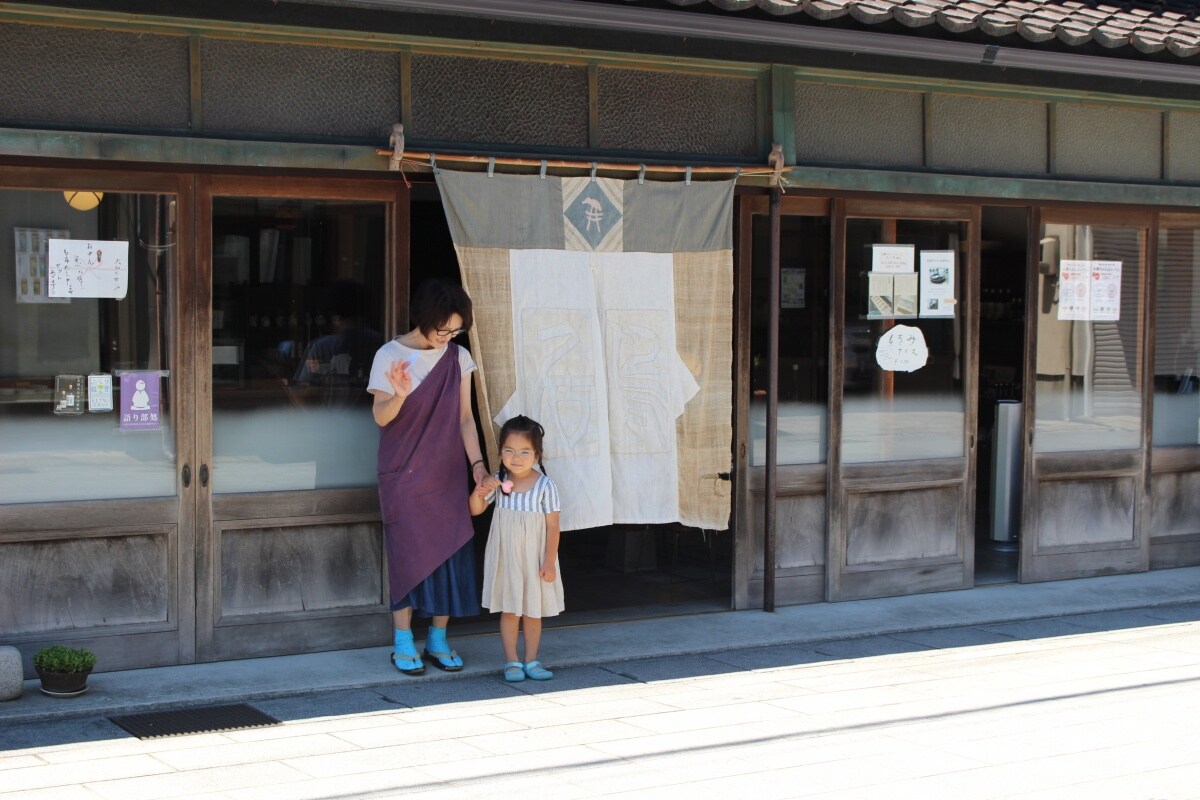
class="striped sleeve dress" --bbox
[480,473,565,618]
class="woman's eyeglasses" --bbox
[434,327,466,338]
[501,448,535,459]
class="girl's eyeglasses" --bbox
[435,327,466,337]
[501,448,535,459]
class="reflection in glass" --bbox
[841,218,966,463]
[749,214,830,465]
[1034,224,1142,452]
[0,189,176,503]
[1154,227,1200,447]
[211,198,386,493]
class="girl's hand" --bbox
[539,561,556,582]
[385,359,412,399]
[474,472,500,495]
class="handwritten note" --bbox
[876,324,929,373]
[48,239,129,299]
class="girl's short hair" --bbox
[410,279,473,337]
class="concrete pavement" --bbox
[2,573,1200,798]
[4,566,1200,724]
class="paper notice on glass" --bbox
[48,239,129,299]
[872,244,916,274]
[1058,260,1091,321]
[876,324,929,372]
[867,272,893,319]
[87,374,113,412]
[14,227,70,304]
[893,273,919,318]
[919,250,956,318]
[1088,260,1122,321]
[781,268,806,309]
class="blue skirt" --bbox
[391,538,479,617]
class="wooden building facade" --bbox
[3,0,1200,673]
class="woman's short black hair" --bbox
[410,278,473,337]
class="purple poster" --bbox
[119,372,162,431]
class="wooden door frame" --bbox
[826,198,981,601]
[194,173,408,661]
[733,192,831,609]
[0,164,197,670]
[1019,207,1154,582]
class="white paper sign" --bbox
[1058,260,1091,321]
[876,324,929,372]
[919,250,956,318]
[872,244,916,274]
[48,239,129,299]
[1088,260,1122,321]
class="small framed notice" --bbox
[53,375,85,415]
[87,374,113,412]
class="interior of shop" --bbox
[975,206,1030,584]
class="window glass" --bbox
[210,197,386,493]
[1034,223,1142,452]
[841,217,966,463]
[749,214,830,465]
[1154,226,1200,447]
[0,188,176,503]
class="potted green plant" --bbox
[32,645,95,697]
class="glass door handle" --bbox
[200,464,209,488]
[182,464,191,488]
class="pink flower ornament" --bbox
[501,480,514,494]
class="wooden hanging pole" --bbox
[376,150,776,177]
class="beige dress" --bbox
[481,473,565,618]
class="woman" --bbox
[367,278,498,675]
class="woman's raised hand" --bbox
[386,358,413,399]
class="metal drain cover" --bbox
[109,703,280,739]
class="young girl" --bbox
[470,415,564,682]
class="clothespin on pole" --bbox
[539,160,548,180]
[487,157,496,178]
[590,163,598,182]
[430,153,439,174]
[685,166,693,186]
[638,164,646,185]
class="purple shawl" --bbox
[377,343,473,602]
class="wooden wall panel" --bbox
[218,522,382,618]
[753,492,825,570]
[1037,478,1135,548]
[846,487,960,566]
[1149,471,1200,538]
[0,530,170,635]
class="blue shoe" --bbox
[523,660,553,681]
[390,629,424,676]
[503,661,525,682]
[423,626,464,672]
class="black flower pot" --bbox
[36,667,91,697]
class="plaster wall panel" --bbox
[202,39,399,139]
[0,23,188,129]
[794,82,923,167]
[411,55,587,148]
[597,68,758,157]
[1055,104,1161,180]
[930,94,1047,174]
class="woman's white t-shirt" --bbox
[367,339,476,396]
